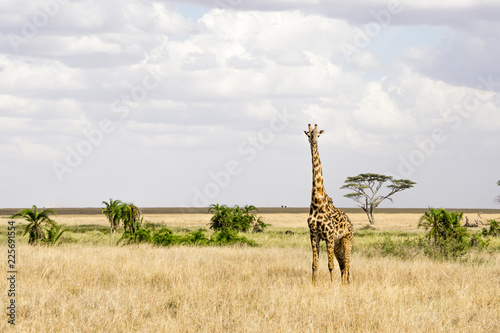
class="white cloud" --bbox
[64,36,122,55]
[0,2,498,208]
[226,55,265,69]
[349,51,383,71]
[12,137,62,161]
[0,55,84,92]
[181,51,218,70]
[354,81,414,130]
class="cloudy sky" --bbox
[1,0,499,209]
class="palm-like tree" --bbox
[208,203,268,232]
[118,203,142,233]
[102,199,123,233]
[10,205,57,244]
[234,205,258,232]
[208,204,232,230]
[243,204,257,215]
[43,223,67,245]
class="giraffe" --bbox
[303,124,353,284]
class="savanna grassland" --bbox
[2,209,500,332]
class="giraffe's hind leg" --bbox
[333,239,345,281]
[335,234,352,284]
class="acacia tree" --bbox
[341,173,416,224]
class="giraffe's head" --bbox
[303,124,324,146]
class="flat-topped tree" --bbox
[341,173,416,224]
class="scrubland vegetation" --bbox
[2,209,500,332]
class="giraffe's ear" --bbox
[319,130,324,135]
[303,130,309,136]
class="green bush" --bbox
[417,208,488,259]
[211,228,257,247]
[152,228,178,246]
[418,208,468,244]
[373,233,489,261]
[208,204,270,232]
[42,223,67,246]
[117,210,152,245]
[119,227,152,245]
[365,208,493,261]
[482,219,500,237]
[178,229,211,246]
[121,227,259,247]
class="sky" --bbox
[1,0,499,209]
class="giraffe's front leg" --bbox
[326,239,335,283]
[310,233,320,285]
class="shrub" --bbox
[208,204,270,232]
[179,229,210,246]
[252,216,270,233]
[208,204,234,231]
[211,228,257,247]
[120,224,259,247]
[119,227,152,245]
[135,228,152,243]
[152,228,178,246]
[418,208,488,259]
[117,210,152,245]
[482,219,500,237]
[418,208,468,244]
[42,223,67,246]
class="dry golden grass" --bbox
[2,244,499,332]
[2,211,500,332]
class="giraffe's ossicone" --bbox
[304,124,353,284]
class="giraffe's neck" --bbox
[310,143,327,206]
